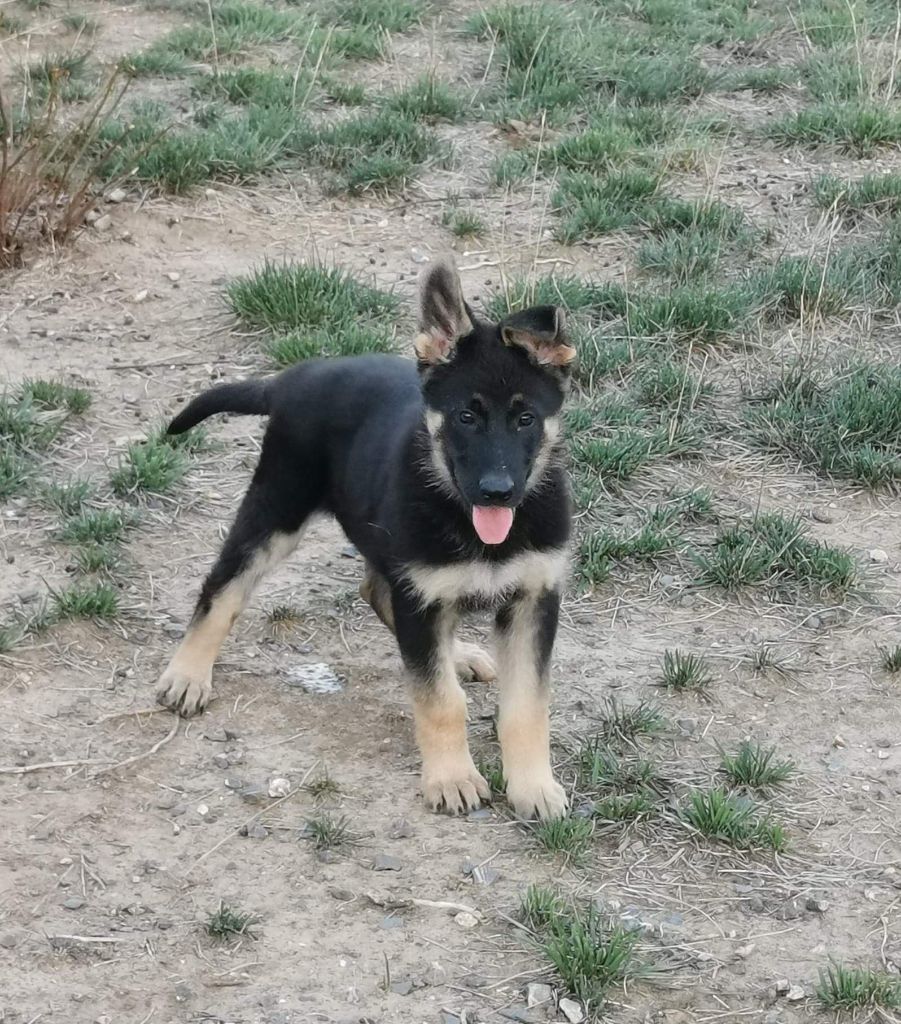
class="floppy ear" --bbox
[414,258,473,365]
[500,305,576,368]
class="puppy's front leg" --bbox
[391,588,489,814]
[495,589,567,820]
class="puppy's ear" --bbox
[414,257,473,365]
[500,305,576,368]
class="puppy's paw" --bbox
[156,666,212,717]
[506,771,567,821]
[422,757,491,815]
[454,640,497,683]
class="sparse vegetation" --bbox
[533,816,595,861]
[302,813,350,850]
[658,649,712,692]
[207,902,257,941]
[52,581,119,621]
[720,742,797,789]
[816,963,901,1010]
[682,787,787,850]
[878,645,901,673]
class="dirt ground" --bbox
[2,2,901,1023]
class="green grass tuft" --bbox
[682,788,787,850]
[41,478,95,515]
[769,103,901,157]
[695,511,858,594]
[878,644,901,673]
[747,364,901,488]
[60,508,130,545]
[0,395,67,451]
[533,817,594,860]
[22,50,93,101]
[597,697,665,745]
[52,582,119,621]
[554,169,662,243]
[268,324,394,365]
[207,902,257,941]
[720,741,796,789]
[227,261,398,336]
[111,435,187,496]
[816,963,901,1010]
[121,48,189,77]
[633,360,712,408]
[574,738,656,795]
[813,172,901,219]
[192,67,307,109]
[0,447,30,500]
[520,883,564,931]
[72,543,121,574]
[327,0,421,32]
[385,74,463,121]
[443,208,486,238]
[19,379,91,414]
[302,812,351,849]
[658,649,712,692]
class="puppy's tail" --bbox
[167,380,269,435]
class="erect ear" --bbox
[500,305,576,368]
[414,257,473,365]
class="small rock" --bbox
[0,932,21,949]
[454,911,479,929]
[173,982,193,1003]
[268,776,291,798]
[63,896,85,910]
[212,753,230,769]
[467,807,493,821]
[833,734,847,749]
[381,915,404,929]
[164,271,180,282]
[373,853,403,872]
[389,818,413,839]
[122,312,135,325]
[410,248,430,264]
[239,783,268,804]
[340,544,359,558]
[526,982,553,1007]
[131,289,149,304]
[93,213,112,231]
[869,548,889,563]
[774,978,791,995]
[498,1007,540,1024]
[284,663,344,694]
[155,793,179,810]
[676,717,698,736]
[787,985,805,1002]
[107,188,127,203]
[245,824,268,840]
[84,209,101,224]
[196,803,210,817]
[204,727,229,743]
[805,897,828,913]
[735,943,756,958]
[389,978,414,995]
[224,776,245,790]
[559,997,585,1023]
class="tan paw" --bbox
[454,640,497,683]
[156,666,212,717]
[506,771,567,821]
[421,757,491,815]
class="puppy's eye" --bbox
[459,410,476,425]
[518,412,535,428]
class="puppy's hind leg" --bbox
[157,446,321,716]
[361,564,495,682]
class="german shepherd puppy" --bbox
[157,258,575,820]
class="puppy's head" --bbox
[414,258,575,546]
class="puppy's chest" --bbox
[403,547,568,606]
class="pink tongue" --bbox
[472,506,514,545]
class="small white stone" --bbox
[196,803,209,816]
[526,982,553,1007]
[787,985,805,1002]
[132,289,149,304]
[107,188,127,203]
[268,777,291,798]
[559,997,585,1023]
[93,213,113,231]
[165,271,181,282]
[454,911,479,929]
[735,943,756,958]
[832,734,847,748]
[869,548,889,563]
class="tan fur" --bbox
[414,330,454,366]
[525,415,562,493]
[501,308,576,367]
[411,609,489,813]
[495,595,567,819]
[157,529,303,715]
[404,547,568,607]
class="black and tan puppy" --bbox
[157,258,575,820]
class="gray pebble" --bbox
[389,978,414,995]
[373,853,403,872]
[239,784,268,804]
[203,727,229,743]
[0,932,21,949]
[381,915,404,930]
[63,896,85,910]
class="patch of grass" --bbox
[0,11,27,35]
[572,422,698,487]
[207,902,257,941]
[111,435,187,496]
[120,46,189,77]
[72,542,121,574]
[594,792,655,821]
[720,741,797,790]
[633,361,712,408]
[813,172,901,218]
[305,769,341,800]
[385,75,464,121]
[267,603,302,629]
[544,905,640,1010]
[659,649,712,692]
[0,621,26,653]
[302,813,351,850]
[22,51,93,102]
[327,0,421,32]
[769,103,901,157]
[41,478,95,515]
[752,254,862,320]
[306,109,443,193]
[682,788,787,851]
[627,284,753,341]
[209,0,304,43]
[268,324,394,365]
[533,817,595,861]
[0,447,30,500]
[696,511,858,593]
[746,364,901,489]
[0,396,66,451]
[878,644,901,673]
[596,696,665,744]
[227,260,398,336]
[321,77,367,105]
[477,760,506,794]
[62,13,99,34]
[486,274,628,320]
[19,379,91,414]
[727,65,794,93]
[60,508,129,545]
[192,67,305,109]
[554,169,662,243]
[52,581,119,621]
[520,884,564,931]
[816,963,901,1010]
[574,738,656,794]
[443,208,485,238]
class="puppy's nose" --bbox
[478,472,514,504]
